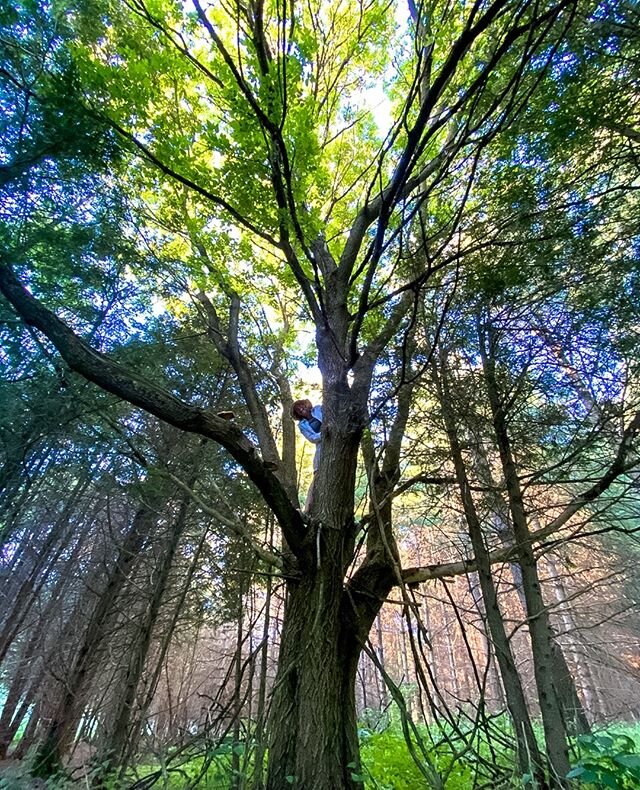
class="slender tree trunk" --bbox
[0,524,88,758]
[0,506,87,666]
[93,465,201,782]
[546,556,591,733]
[252,520,273,790]
[471,444,589,733]
[129,522,211,757]
[32,487,167,777]
[231,578,246,790]
[0,632,45,759]
[467,572,506,711]
[479,322,571,786]
[437,367,545,781]
[12,701,41,759]
[374,614,388,708]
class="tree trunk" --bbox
[437,368,545,781]
[31,487,166,777]
[267,573,364,790]
[374,614,388,708]
[0,477,88,665]
[231,578,246,790]
[12,701,41,759]
[93,466,201,782]
[478,322,571,786]
[546,557,591,734]
[467,572,506,710]
[471,443,589,734]
[252,519,273,790]
[265,330,382,789]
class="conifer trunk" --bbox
[479,323,571,786]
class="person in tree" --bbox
[291,398,323,511]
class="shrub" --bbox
[567,732,640,789]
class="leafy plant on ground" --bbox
[567,732,640,789]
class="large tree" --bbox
[2,0,640,787]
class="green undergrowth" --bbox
[3,721,640,788]
[118,721,640,789]
[359,728,474,789]
[566,729,640,789]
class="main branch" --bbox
[0,263,305,554]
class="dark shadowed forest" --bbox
[1,0,640,788]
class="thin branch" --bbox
[163,469,283,569]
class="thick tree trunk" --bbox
[266,348,380,788]
[268,319,376,787]
[267,573,363,790]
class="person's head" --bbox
[291,399,313,420]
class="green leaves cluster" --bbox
[567,732,640,789]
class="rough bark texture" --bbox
[267,576,361,790]
[472,443,591,736]
[266,324,397,788]
[32,488,166,776]
[93,482,197,783]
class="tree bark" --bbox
[93,476,199,783]
[471,443,590,734]
[31,484,167,777]
[267,574,365,790]
[252,518,274,790]
[266,324,395,789]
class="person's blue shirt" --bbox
[298,405,323,470]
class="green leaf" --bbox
[567,764,601,782]
[613,753,640,769]
[598,769,623,789]
[613,735,637,753]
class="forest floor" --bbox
[0,758,48,788]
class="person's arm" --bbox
[298,419,321,444]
